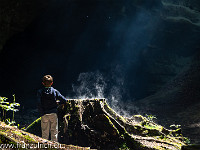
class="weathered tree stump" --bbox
[26,99,187,150]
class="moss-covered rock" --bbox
[0,121,89,149]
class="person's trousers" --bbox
[41,113,58,142]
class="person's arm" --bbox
[55,90,67,104]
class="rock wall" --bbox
[162,0,200,11]
[135,52,200,144]
[0,0,49,52]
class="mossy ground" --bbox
[0,121,90,150]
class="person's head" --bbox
[42,75,53,87]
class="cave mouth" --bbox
[0,0,200,132]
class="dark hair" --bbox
[42,75,53,86]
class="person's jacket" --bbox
[37,87,67,116]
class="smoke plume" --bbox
[72,68,139,117]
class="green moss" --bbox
[23,134,35,143]
[119,142,130,150]
[144,124,162,131]
[11,130,22,136]
[0,131,20,144]
[133,115,147,122]
[105,115,120,135]
[0,134,17,146]
[104,101,117,117]
[144,124,156,130]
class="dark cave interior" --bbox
[0,0,200,144]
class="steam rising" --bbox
[70,9,157,116]
[72,69,138,117]
[72,71,106,99]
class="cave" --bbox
[0,0,200,148]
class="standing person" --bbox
[37,75,67,142]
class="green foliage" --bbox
[170,124,181,129]
[159,135,167,140]
[0,94,20,126]
[119,142,130,150]
[145,114,157,122]
[25,117,41,137]
[5,118,16,126]
[183,137,191,145]
[144,124,158,130]
[141,114,158,129]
